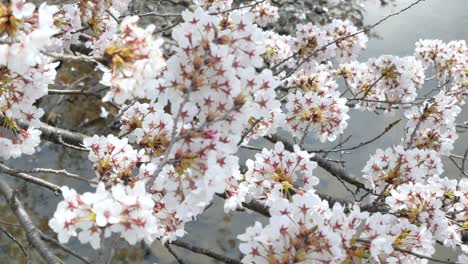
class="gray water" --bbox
[0,0,467,263]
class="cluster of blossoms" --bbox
[324,19,369,63]
[193,0,233,12]
[285,62,349,143]
[0,0,59,159]
[415,39,467,80]
[118,102,175,160]
[262,30,294,69]
[225,142,318,210]
[415,39,467,104]
[51,4,284,246]
[287,62,337,97]
[239,108,286,143]
[404,92,461,155]
[0,0,459,262]
[292,18,367,68]
[360,83,467,253]
[266,19,368,142]
[49,182,159,249]
[362,145,443,193]
[83,134,148,184]
[385,178,467,247]
[79,0,132,55]
[249,0,279,27]
[339,55,425,110]
[53,3,81,49]
[100,16,166,104]
[285,90,349,142]
[239,191,436,263]
[292,22,337,64]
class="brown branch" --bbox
[45,52,107,65]
[0,163,62,193]
[170,240,241,264]
[216,193,270,217]
[0,226,28,256]
[393,247,455,264]
[165,243,186,264]
[17,168,97,184]
[39,232,94,264]
[48,89,101,97]
[0,116,87,151]
[17,119,86,148]
[0,179,62,264]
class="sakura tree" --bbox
[0,0,466,263]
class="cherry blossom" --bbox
[293,22,336,64]
[404,92,461,155]
[262,30,295,69]
[239,192,437,263]
[385,181,456,243]
[193,0,233,12]
[238,192,346,264]
[285,90,349,142]
[100,16,166,104]
[49,182,160,248]
[83,134,149,184]
[362,146,445,193]
[249,0,279,27]
[415,39,467,79]
[339,55,424,110]
[239,108,286,144]
[53,4,82,49]
[229,142,318,207]
[325,19,368,63]
[0,0,59,159]
[286,62,337,97]
[80,0,132,55]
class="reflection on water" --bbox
[0,0,467,263]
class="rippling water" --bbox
[0,0,467,263]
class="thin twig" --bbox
[0,226,28,256]
[310,119,401,153]
[170,240,241,264]
[0,180,62,264]
[39,232,94,264]
[165,243,186,264]
[0,163,62,193]
[57,135,88,151]
[18,168,97,184]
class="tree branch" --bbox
[165,243,186,264]
[39,232,94,264]
[18,168,97,184]
[0,179,62,264]
[308,119,401,153]
[0,226,28,257]
[8,118,88,149]
[0,163,62,193]
[170,240,241,264]
[216,193,270,217]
